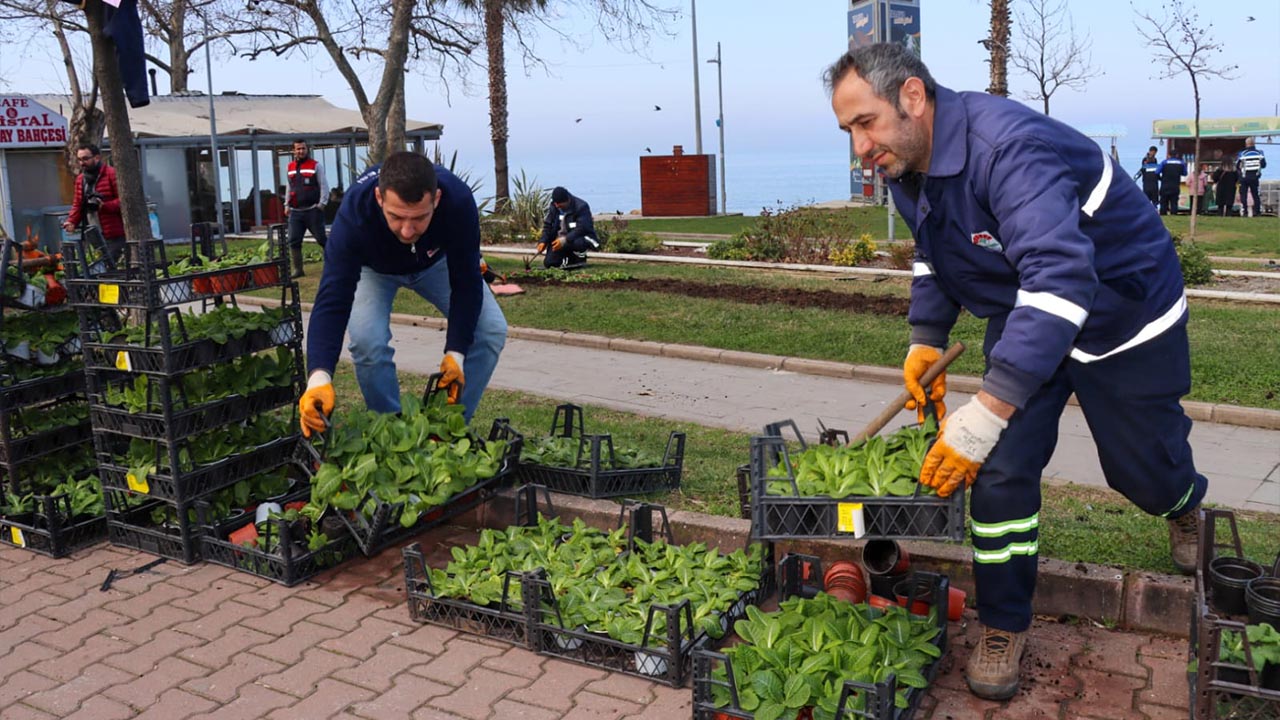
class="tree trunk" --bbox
[168,2,189,93]
[66,103,107,175]
[485,0,510,213]
[386,71,406,156]
[987,0,1011,97]
[85,0,150,243]
[360,0,413,165]
[1189,77,1201,241]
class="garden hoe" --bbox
[848,341,966,445]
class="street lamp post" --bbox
[706,42,725,215]
[690,0,703,155]
[200,9,222,231]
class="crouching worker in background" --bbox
[537,186,599,269]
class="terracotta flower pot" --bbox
[863,539,910,576]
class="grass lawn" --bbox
[627,207,1279,259]
[326,365,1280,576]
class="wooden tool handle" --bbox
[849,342,966,445]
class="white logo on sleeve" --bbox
[971,231,1004,253]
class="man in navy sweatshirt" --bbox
[299,152,507,432]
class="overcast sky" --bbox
[3,1,1277,178]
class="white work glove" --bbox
[919,397,1008,497]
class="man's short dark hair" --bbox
[551,186,570,204]
[379,152,437,203]
[77,144,100,156]
[1148,146,1158,153]
[823,43,937,111]
[292,139,307,147]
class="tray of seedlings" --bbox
[748,417,965,541]
[1189,508,1280,719]
[1,445,105,558]
[403,485,773,686]
[692,553,950,720]
[512,403,684,498]
[305,377,521,557]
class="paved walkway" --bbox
[1,525,1194,719]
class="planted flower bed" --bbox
[749,419,965,541]
[512,403,685,498]
[693,554,950,720]
[403,489,772,687]
[1189,508,1280,718]
[306,390,519,556]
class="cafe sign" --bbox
[0,96,68,149]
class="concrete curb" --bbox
[473,489,1194,638]
[238,294,1280,432]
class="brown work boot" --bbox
[966,624,1027,700]
[1168,505,1200,575]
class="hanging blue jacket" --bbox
[891,86,1187,409]
[306,163,484,375]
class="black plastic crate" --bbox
[0,417,92,467]
[66,258,289,310]
[511,404,685,499]
[1189,509,1280,718]
[88,382,296,441]
[0,366,86,410]
[103,488,203,565]
[692,554,950,720]
[96,435,300,503]
[748,433,966,542]
[81,309,301,376]
[200,514,361,587]
[0,491,106,558]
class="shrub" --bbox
[707,231,785,261]
[1172,233,1214,286]
[828,233,878,266]
[887,240,914,270]
[605,229,662,254]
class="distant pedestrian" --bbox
[1157,150,1186,216]
[1134,146,1160,207]
[62,144,125,267]
[286,139,329,276]
[1212,160,1239,216]
[537,186,600,269]
[1236,137,1267,217]
[1187,164,1211,215]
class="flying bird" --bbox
[1246,15,1255,21]
[645,147,652,153]
[653,105,662,111]
[575,118,582,123]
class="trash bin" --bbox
[41,205,74,253]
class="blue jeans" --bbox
[347,260,507,421]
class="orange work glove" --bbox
[919,397,1008,497]
[439,353,465,405]
[551,235,567,252]
[299,381,335,438]
[535,242,546,254]
[903,344,947,423]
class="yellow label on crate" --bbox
[126,473,150,494]
[99,284,120,304]
[9,526,25,547]
[836,502,866,537]
[115,351,132,371]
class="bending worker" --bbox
[537,186,599,269]
[298,152,507,433]
[825,44,1207,701]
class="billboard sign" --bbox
[0,96,69,149]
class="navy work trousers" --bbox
[969,317,1208,633]
[288,206,328,249]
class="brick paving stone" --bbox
[1136,702,1191,719]
[409,638,508,687]
[481,647,547,680]
[60,695,136,720]
[429,667,533,720]
[1072,628,1149,678]
[28,633,135,682]
[318,614,407,660]
[174,598,271,641]
[31,608,126,652]
[371,604,422,629]
[179,624,276,669]
[102,628,205,676]
[100,577,196,620]
[618,684,692,720]
[348,671,451,719]
[264,678,376,720]
[1140,635,1187,661]
[182,652,285,704]
[232,579,301,614]
[169,578,261,615]
[560,690,644,720]
[129,687,219,720]
[925,685,1005,718]
[1135,651,1190,708]
[102,656,210,708]
[505,658,609,712]
[1064,668,1146,719]
[185,683,296,720]
[0,567,65,605]
[489,699,564,719]
[579,671,656,706]
[0,703,58,720]
[42,569,120,601]
[21,662,134,718]
[412,706,469,720]
[240,597,333,635]
[309,594,386,631]
[0,640,60,678]
[43,546,131,580]
[163,562,240,594]
[386,622,463,655]
[0,590,63,630]
[332,641,438,692]
[31,588,101,625]
[258,647,361,698]
[248,620,345,665]
[107,603,201,644]
[0,671,60,710]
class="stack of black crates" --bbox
[62,223,304,565]
[0,235,102,557]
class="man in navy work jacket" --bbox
[825,44,1207,701]
[1157,149,1187,216]
[298,152,508,434]
[537,186,599,269]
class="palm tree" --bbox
[480,0,547,214]
[986,0,1011,97]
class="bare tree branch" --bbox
[1010,0,1101,114]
